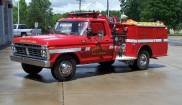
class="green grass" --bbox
[168,34,182,36]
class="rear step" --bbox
[116,56,136,61]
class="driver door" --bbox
[79,21,113,63]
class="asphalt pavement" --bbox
[0,37,182,105]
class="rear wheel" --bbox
[51,55,76,82]
[22,63,43,75]
[129,50,150,70]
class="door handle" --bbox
[95,42,100,44]
[143,33,147,37]
[81,40,86,43]
[106,39,109,41]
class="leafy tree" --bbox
[120,0,144,21]
[27,0,53,33]
[52,14,62,25]
[120,0,127,13]
[61,13,68,18]
[100,10,121,19]
[140,0,182,30]
[120,0,182,30]
[19,0,28,24]
[13,6,18,24]
[13,0,28,24]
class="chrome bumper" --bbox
[10,55,50,68]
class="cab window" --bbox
[18,25,27,29]
[55,21,89,36]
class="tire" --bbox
[99,60,115,66]
[51,55,76,82]
[22,63,43,75]
[129,50,150,70]
[21,32,27,37]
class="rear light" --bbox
[165,27,168,30]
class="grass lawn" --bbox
[168,34,182,36]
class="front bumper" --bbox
[10,55,50,68]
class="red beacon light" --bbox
[67,12,99,18]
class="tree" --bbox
[13,0,28,24]
[13,6,18,24]
[27,0,53,33]
[140,0,182,30]
[120,0,182,30]
[120,0,127,13]
[52,14,62,25]
[120,0,144,21]
[100,10,121,19]
[19,0,28,24]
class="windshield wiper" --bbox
[58,32,69,35]
[69,32,79,35]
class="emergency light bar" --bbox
[67,12,99,18]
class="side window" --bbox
[18,25,27,29]
[90,22,106,36]
[13,25,17,29]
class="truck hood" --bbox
[13,34,82,47]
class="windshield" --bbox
[55,21,89,35]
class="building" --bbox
[0,0,13,47]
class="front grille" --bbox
[16,47,26,55]
[14,43,47,60]
[28,48,42,57]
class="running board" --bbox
[116,56,136,61]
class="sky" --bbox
[14,0,121,14]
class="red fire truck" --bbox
[10,12,168,82]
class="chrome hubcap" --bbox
[140,54,147,66]
[59,61,72,76]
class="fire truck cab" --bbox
[10,12,168,82]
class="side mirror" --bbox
[87,27,93,36]
[98,30,104,41]
[47,26,51,29]
[47,26,55,34]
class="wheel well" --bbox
[139,45,152,57]
[56,53,80,65]
[21,32,27,35]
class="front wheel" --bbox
[129,50,150,70]
[21,32,27,37]
[22,63,43,75]
[51,55,76,82]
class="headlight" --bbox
[11,44,17,53]
[41,50,47,57]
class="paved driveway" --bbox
[0,43,182,105]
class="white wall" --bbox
[0,0,13,46]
